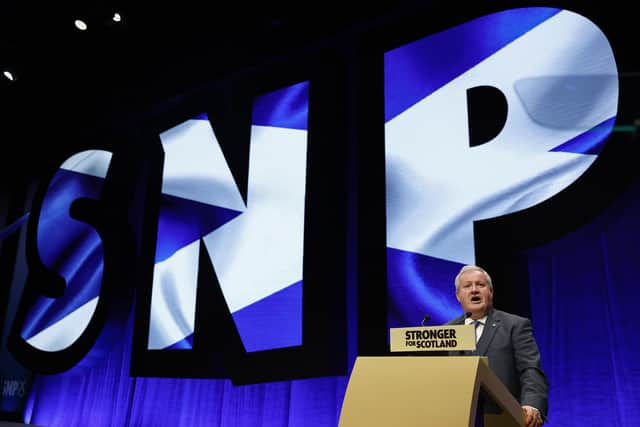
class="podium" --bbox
[339,356,524,427]
[339,323,526,427]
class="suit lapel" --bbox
[476,310,500,356]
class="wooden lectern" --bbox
[339,325,525,427]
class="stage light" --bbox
[74,19,88,31]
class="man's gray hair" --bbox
[454,265,493,291]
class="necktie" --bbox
[473,320,483,343]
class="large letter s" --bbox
[9,149,136,372]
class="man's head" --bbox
[455,265,493,319]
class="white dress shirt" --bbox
[465,314,487,342]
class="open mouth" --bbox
[471,296,482,303]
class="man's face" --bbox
[456,270,493,319]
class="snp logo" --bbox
[8,7,617,378]
[2,378,27,398]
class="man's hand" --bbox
[522,405,543,427]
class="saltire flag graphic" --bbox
[148,81,309,352]
[384,8,618,327]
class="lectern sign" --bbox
[389,325,476,352]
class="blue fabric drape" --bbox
[528,180,640,426]
[24,311,348,426]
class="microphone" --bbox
[464,312,473,319]
[421,314,431,326]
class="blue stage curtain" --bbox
[528,180,640,427]
[27,371,348,427]
[24,316,137,426]
[23,310,348,427]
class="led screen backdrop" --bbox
[384,7,618,327]
[126,65,349,382]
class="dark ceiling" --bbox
[2,2,637,114]
[0,2,412,181]
[0,3,408,115]
[1,2,638,183]
[2,2,635,115]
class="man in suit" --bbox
[447,265,548,427]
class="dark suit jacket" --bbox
[447,308,549,419]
